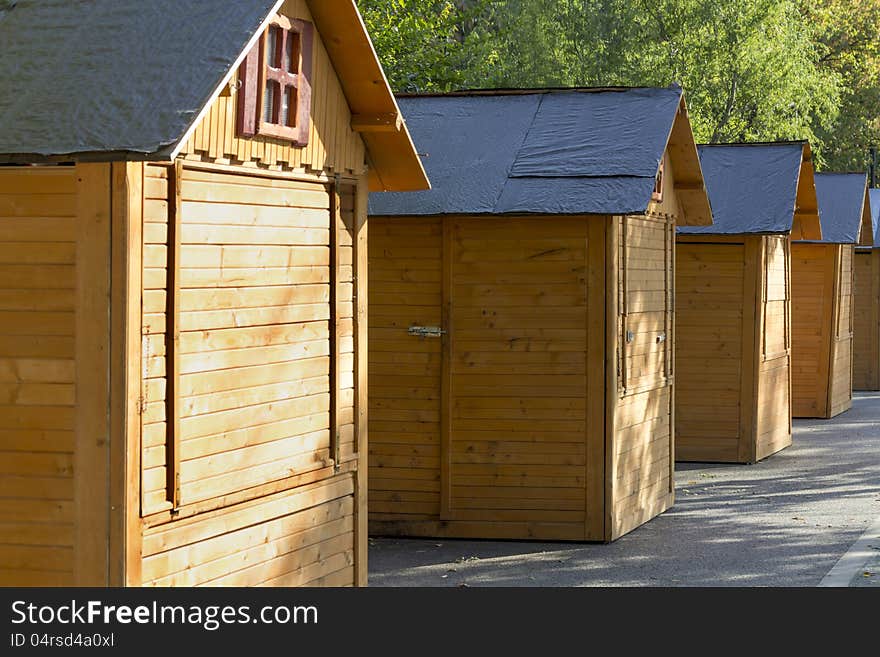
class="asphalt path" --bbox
[369,392,880,586]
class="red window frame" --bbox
[237,16,313,145]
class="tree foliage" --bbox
[357,0,879,171]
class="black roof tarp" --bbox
[813,173,868,244]
[368,86,684,217]
[677,143,804,235]
[0,0,279,159]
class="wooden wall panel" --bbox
[178,0,366,179]
[174,168,333,507]
[141,165,172,515]
[141,473,355,586]
[853,250,880,390]
[613,212,674,539]
[368,218,443,521]
[0,167,77,586]
[141,163,365,587]
[755,235,792,461]
[791,243,835,418]
[448,217,589,531]
[674,241,745,462]
[829,245,853,417]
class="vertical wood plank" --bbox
[874,251,880,389]
[166,161,183,508]
[330,182,341,467]
[826,245,843,416]
[353,175,369,587]
[74,163,112,586]
[619,215,628,393]
[108,162,144,587]
[666,214,675,492]
[585,218,606,541]
[739,236,760,463]
[439,217,453,519]
[604,215,620,542]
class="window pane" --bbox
[286,33,300,74]
[281,86,297,127]
[267,26,280,68]
[263,82,276,123]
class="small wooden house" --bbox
[0,0,428,587]
[791,173,872,418]
[676,143,820,463]
[853,188,880,390]
[368,87,713,542]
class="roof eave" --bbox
[307,0,429,192]
[666,95,713,226]
[791,144,822,241]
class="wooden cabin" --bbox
[676,143,820,463]
[791,173,872,418]
[368,87,713,542]
[853,188,880,390]
[0,0,428,587]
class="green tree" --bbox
[360,0,875,167]
[804,0,880,173]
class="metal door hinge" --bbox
[408,325,446,338]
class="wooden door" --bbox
[446,216,599,537]
[369,215,604,540]
[675,241,746,462]
[368,218,444,521]
[791,243,835,417]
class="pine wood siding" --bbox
[368,216,604,541]
[612,212,674,539]
[178,0,366,180]
[792,243,852,418]
[829,246,854,417]
[368,218,443,521]
[755,236,792,461]
[142,164,171,514]
[675,241,745,461]
[140,162,365,586]
[0,167,76,586]
[449,217,591,531]
[853,249,880,390]
[675,234,791,464]
[141,474,355,586]
[368,157,683,542]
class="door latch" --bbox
[408,325,446,338]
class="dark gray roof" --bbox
[814,173,868,244]
[369,86,684,216]
[0,0,280,159]
[868,188,880,245]
[678,143,804,235]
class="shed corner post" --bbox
[603,215,620,542]
[740,236,762,464]
[585,217,607,541]
[73,162,113,586]
[108,162,144,587]
[354,174,369,587]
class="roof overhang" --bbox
[857,183,874,247]
[307,0,429,192]
[791,143,822,240]
[665,96,712,226]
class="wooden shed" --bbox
[0,0,428,587]
[791,173,872,418]
[368,87,713,542]
[853,188,880,390]
[675,142,820,463]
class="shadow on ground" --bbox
[369,393,880,587]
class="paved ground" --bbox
[369,392,880,587]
